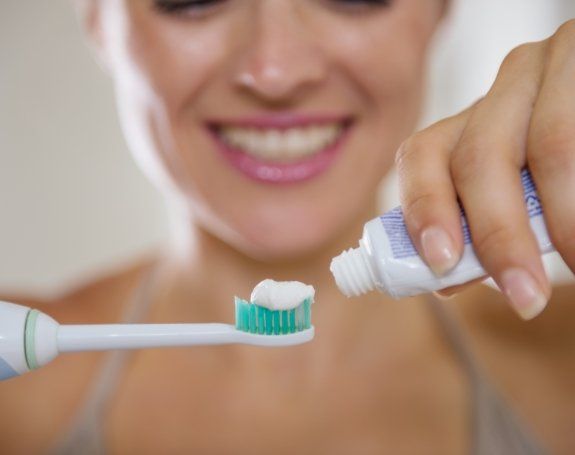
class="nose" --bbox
[232,1,328,103]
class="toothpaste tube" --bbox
[330,169,555,298]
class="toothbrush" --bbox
[0,297,314,381]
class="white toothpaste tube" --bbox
[330,169,555,298]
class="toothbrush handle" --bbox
[57,323,240,352]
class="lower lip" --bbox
[209,126,350,184]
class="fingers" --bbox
[396,109,471,276]
[399,29,575,321]
[451,42,551,320]
[528,21,575,275]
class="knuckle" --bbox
[500,43,536,70]
[472,224,518,261]
[395,122,450,171]
[529,121,575,170]
[450,134,492,187]
[546,20,575,60]
[552,19,575,44]
[395,134,426,171]
[401,192,439,232]
[402,191,432,217]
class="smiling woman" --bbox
[1,0,575,454]
[90,0,437,264]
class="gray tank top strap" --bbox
[425,293,547,455]
[49,264,159,455]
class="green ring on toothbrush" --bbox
[24,309,41,370]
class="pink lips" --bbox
[207,115,351,184]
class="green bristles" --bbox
[235,297,312,335]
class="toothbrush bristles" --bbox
[234,298,312,335]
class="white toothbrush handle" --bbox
[59,323,239,351]
[58,323,314,351]
[0,300,315,381]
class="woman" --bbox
[1,0,574,453]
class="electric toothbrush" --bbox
[0,291,314,381]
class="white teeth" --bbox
[218,123,343,161]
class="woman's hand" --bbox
[396,19,575,320]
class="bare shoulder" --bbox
[35,257,154,323]
[447,280,575,357]
[0,257,154,453]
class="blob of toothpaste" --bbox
[250,279,315,310]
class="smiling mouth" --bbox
[207,116,352,184]
[214,122,347,163]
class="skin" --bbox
[1,1,575,453]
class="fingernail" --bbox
[421,226,458,276]
[500,268,548,320]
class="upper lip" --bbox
[207,113,353,130]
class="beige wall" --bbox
[0,1,573,295]
[0,1,167,295]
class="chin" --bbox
[240,236,331,264]
[227,210,354,264]
[250,237,327,263]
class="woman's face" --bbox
[92,0,442,261]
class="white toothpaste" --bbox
[331,168,556,298]
[251,279,315,310]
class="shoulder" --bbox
[449,280,575,343]
[1,256,155,323]
[0,256,155,453]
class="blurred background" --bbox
[0,0,574,296]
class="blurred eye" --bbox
[154,0,226,15]
[329,0,392,11]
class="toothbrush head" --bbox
[234,297,312,336]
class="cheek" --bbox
[326,5,435,124]
[110,7,234,191]
[122,14,227,119]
